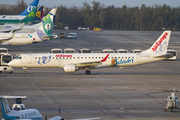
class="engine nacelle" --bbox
[63,65,78,72]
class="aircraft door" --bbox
[136,54,141,63]
[27,54,32,64]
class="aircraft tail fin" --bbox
[23,7,37,21]
[36,8,57,40]
[18,0,39,15]
[0,98,11,118]
[141,31,171,55]
[35,6,45,21]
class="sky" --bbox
[0,0,180,8]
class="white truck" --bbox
[0,54,13,74]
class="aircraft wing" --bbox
[0,32,16,43]
[0,23,24,33]
[48,116,63,120]
[69,117,101,120]
[72,54,109,68]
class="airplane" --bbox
[164,87,180,112]
[0,96,63,120]
[0,5,44,25]
[8,31,173,74]
[0,8,57,46]
[0,96,100,120]
[0,0,39,23]
[0,6,45,33]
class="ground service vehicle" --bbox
[67,33,77,39]
[79,48,92,53]
[131,49,143,53]
[102,49,114,53]
[64,48,75,53]
[166,49,177,60]
[0,53,13,73]
[60,32,66,39]
[0,48,8,54]
[93,27,102,31]
[116,49,128,53]
[50,48,62,53]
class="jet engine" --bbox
[63,65,78,72]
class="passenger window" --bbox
[73,57,75,59]
[92,57,94,59]
[78,57,79,59]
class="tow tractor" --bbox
[0,53,13,74]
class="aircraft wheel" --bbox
[86,70,91,75]
[164,109,166,112]
[24,71,27,74]
[9,71,13,74]
[0,71,2,74]
[171,109,173,112]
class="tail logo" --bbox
[27,6,36,12]
[152,32,168,52]
[45,23,51,30]
[155,42,167,53]
[36,11,41,18]
[28,12,35,17]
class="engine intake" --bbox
[63,65,78,72]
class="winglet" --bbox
[9,32,16,39]
[101,54,109,62]
[19,23,24,30]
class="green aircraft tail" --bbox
[23,7,37,21]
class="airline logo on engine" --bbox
[55,54,72,57]
[152,32,168,52]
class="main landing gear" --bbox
[86,70,91,75]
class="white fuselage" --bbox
[0,15,25,20]
[0,23,42,33]
[0,32,42,45]
[7,109,43,120]
[8,53,164,69]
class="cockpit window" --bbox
[21,107,26,110]
[14,107,20,111]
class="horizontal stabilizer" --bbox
[154,53,174,59]
[0,96,26,99]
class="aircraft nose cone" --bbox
[8,61,14,66]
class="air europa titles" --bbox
[152,32,168,51]
[55,54,72,57]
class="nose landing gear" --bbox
[86,70,91,75]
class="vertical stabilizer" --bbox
[35,6,45,21]
[23,7,37,21]
[18,0,39,15]
[141,31,171,55]
[37,8,57,34]
[0,98,10,118]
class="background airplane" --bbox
[0,96,62,120]
[0,96,100,120]
[0,6,45,33]
[0,5,45,25]
[8,31,172,74]
[0,0,39,23]
[0,8,57,46]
